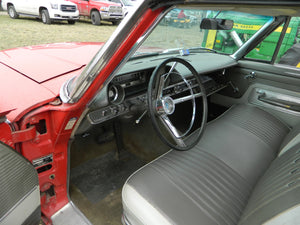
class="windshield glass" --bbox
[122,0,134,6]
[134,9,272,58]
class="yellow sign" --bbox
[233,23,291,33]
[205,30,217,49]
[233,23,262,31]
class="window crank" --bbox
[244,71,257,80]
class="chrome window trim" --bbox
[60,76,75,103]
[62,1,171,104]
[86,6,174,108]
[274,64,300,78]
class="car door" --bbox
[13,0,32,14]
[0,141,41,225]
[28,0,40,15]
[78,0,89,16]
[210,16,300,128]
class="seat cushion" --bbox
[122,104,289,225]
[123,150,251,225]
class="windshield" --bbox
[134,9,273,58]
[122,0,134,6]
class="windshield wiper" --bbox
[130,49,182,60]
[130,46,218,60]
[162,47,218,55]
[188,47,218,53]
[161,48,183,54]
[130,52,159,60]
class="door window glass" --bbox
[276,17,300,67]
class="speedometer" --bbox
[108,85,125,104]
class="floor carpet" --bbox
[70,150,145,204]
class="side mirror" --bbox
[200,18,234,30]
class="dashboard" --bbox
[75,53,238,134]
[88,70,151,124]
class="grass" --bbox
[0,12,116,51]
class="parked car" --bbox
[109,0,136,16]
[1,0,79,24]
[1,1,300,225]
[67,0,123,25]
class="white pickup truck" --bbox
[1,0,79,24]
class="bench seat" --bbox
[122,104,299,225]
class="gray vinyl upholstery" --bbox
[279,122,300,156]
[123,149,252,225]
[239,143,300,225]
[196,104,289,187]
[122,104,300,225]
[0,142,40,225]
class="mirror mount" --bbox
[200,18,234,30]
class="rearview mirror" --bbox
[200,18,234,30]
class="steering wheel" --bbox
[147,57,208,151]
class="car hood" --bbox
[0,42,103,121]
[90,0,121,7]
[0,42,103,83]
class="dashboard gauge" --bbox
[108,84,125,104]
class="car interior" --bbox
[67,5,300,225]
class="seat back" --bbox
[279,123,300,156]
[239,143,300,225]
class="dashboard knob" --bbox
[119,104,126,112]
[102,110,107,117]
[111,107,118,115]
